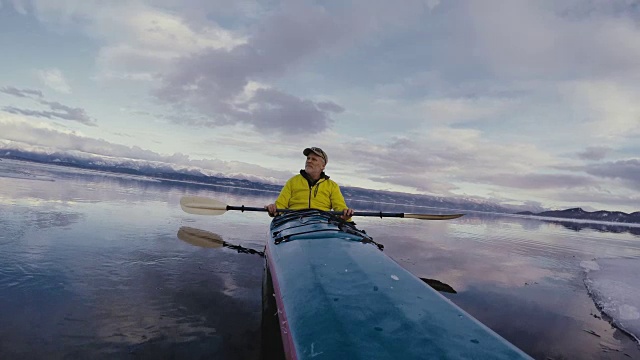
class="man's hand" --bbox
[341,208,354,220]
[265,203,277,217]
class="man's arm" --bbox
[330,182,354,220]
[266,179,293,216]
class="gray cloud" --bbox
[1,85,96,126]
[0,86,44,98]
[42,100,94,124]
[2,103,95,127]
[584,159,640,189]
[154,1,430,133]
[577,146,612,161]
[242,88,342,132]
[316,101,345,113]
[154,2,349,133]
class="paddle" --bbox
[177,226,265,256]
[177,226,225,248]
[180,196,464,220]
[420,278,457,294]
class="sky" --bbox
[0,0,639,213]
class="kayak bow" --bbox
[262,209,532,360]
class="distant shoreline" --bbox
[0,152,516,214]
[2,153,638,224]
[517,208,640,225]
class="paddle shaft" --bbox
[180,196,464,220]
[223,206,437,218]
[223,205,343,215]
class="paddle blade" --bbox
[420,278,457,294]
[404,213,464,220]
[177,226,225,248]
[180,196,228,216]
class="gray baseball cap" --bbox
[303,147,328,164]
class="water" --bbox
[1,159,639,359]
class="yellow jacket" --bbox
[275,171,348,211]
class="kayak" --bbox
[261,209,532,360]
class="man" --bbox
[266,147,354,220]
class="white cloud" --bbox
[93,7,247,78]
[424,0,440,11]
[36,68,71,93]
[561,80,640,140]
[8,1,247,80]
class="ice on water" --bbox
[582,258,640,343]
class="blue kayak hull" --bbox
[263,210,532,360]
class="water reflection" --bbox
[546,220,640,236]
[2,159,640,359]
[1,162,266,359]
[1,226,263,359]
[177,226,265,256]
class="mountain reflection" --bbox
[546,220,640,237]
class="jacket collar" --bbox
[300,169,329,186]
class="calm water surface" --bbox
[1,159,639,359]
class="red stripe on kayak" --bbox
[265,244,298,360]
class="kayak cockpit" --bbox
[270,209,382,250]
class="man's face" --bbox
[305,153,325,175]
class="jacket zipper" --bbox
[308,179,325,208]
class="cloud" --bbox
[560,80,640,140]
[342,129,558,196]
[36,68,71,93]
[577,146,612,161]
[6,1,369,133]
[460,1,640,80]
[93,9,246,81]
[368,174,458,195]
[477,173,596,190]
[1,86,96,126]
[0,114,291,182]
[152,0,440,133]
[585,159,640,189]
[152,2,355,133]
[7,1,248,81]
[240,88,343,133]
[417,97,516,124]
[2,106,93,126]
[0,86,43,98]
[346,1,640,98]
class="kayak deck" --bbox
[264,210,532,360]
